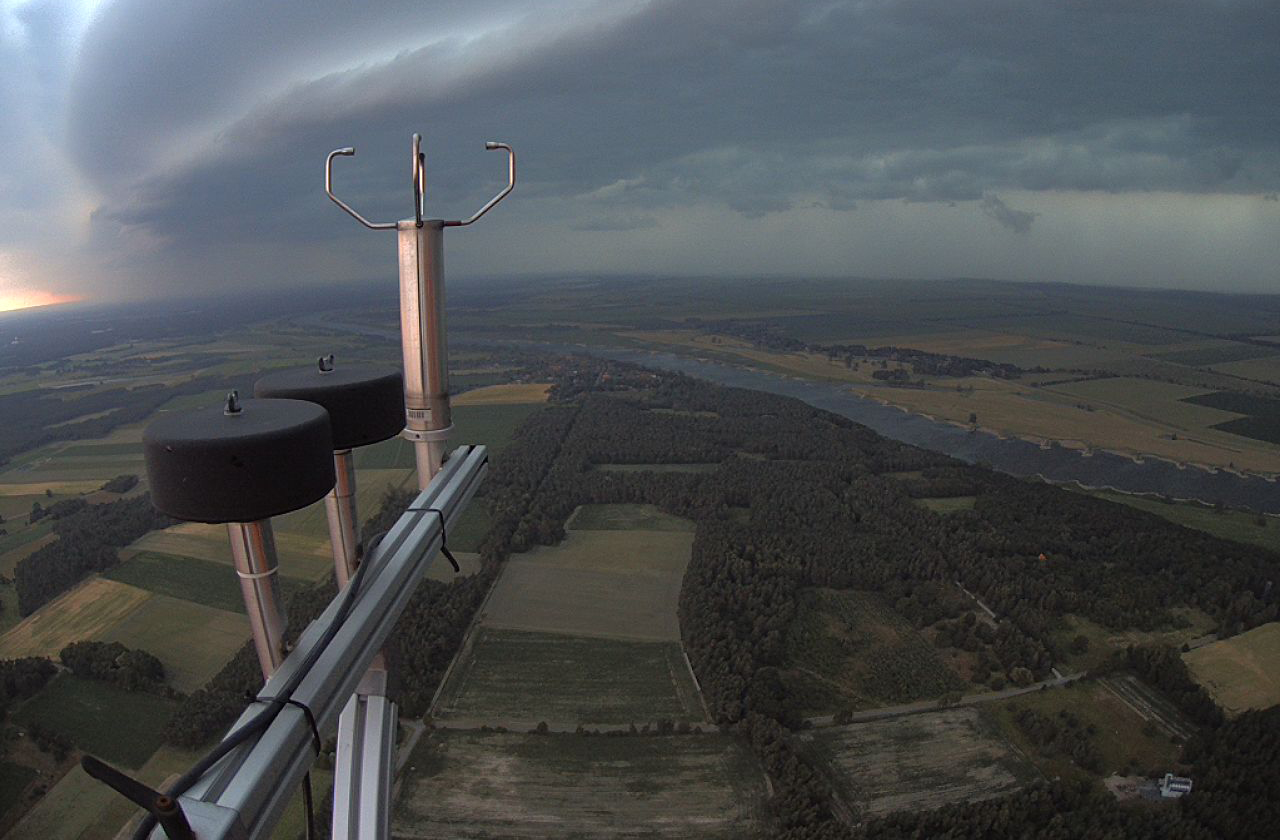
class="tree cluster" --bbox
[13,494,171,615]
[59,640,170,695]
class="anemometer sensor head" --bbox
[143,394,336,523]
[253,360,404,451]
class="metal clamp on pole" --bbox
[325,133,515,487]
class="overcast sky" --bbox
[0,0,1278,308]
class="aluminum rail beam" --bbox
[155,445,488,839]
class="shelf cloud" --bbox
[2,0,1279,300]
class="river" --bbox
[308,314,1280,513]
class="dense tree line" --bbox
[59,640,170,696]
[0,375,241,467]
[1118,645,1225,729]
[100,474,139,494]
[14,494,171,615]
[28,496,87,524]
[0,657,57,716]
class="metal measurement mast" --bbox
[326,134,515,486]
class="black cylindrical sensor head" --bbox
[253,364,404,451]
[144,397,335,523]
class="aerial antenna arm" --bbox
[444,142,515,227]
[325,147,397,230]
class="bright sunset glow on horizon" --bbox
[0,289,82,313]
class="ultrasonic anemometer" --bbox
[327,133,515,485]
[87,134,512,840]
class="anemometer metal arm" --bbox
[325,148,397,230]
[325,137,514,229]
[443,142,515,227]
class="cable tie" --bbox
[406,505,461,572]
[248,692,322,756]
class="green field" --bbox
[565,503,696,532]
[484,527,694,642]
[104,551,256,613]
[98,593,249,693]
[913,496,977,513]
[452,402,544,453]
[1084,489,1280,555]
[394,730,767,839]
[1184,622,1280,715]
[435,629,703,727]
[783,589,965,714]
[13,675,178,768]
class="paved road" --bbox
[804,672,1085,728]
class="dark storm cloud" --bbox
[979,193,1037,234]
[6,0,1279,295]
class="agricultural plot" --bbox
[393,730,767,839]
[434,629,703,728]
[799,707,1034,818]
[124,520,335,582]
[452,402,545,452]
[783,589,965,714]
[483,528,694,641]
[565,503,696,533]
[105,551,254,613]
[451,382,551,405]
[913,496,976,513]
[12,674,178,768]
[0,577,149,660]
[98,593,248,693]
[1184,622,1280,714]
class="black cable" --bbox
[302,771,315,840]
[132,530,389,840]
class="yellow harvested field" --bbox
[0,578,150,659]
[851,379,1280,474]
[452,382,552,405]
[1184,622,1280,715]
[484,528,694,642]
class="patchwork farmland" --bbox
[393,730,767,839]
[432,504,704,729]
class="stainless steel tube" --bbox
[324,450,359,587]
[227,520,288,678]
[397,219,452,487]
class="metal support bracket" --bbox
[148,445,489,840]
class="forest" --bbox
[136,351,1278,837]
[12,494,171,615]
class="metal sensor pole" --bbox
[326,133,515,488]
[227,520,289,676]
